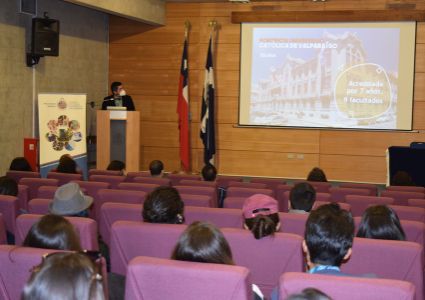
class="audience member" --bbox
[21,252,104,300]
[49,182,93,217]
[357,205,406,241]
[142,186,184,224]
[391,170,415,186]
[242,194,280,239]
[286,288,332,300]
[201,164,217,181]
[289,182,316,213]
[106,160,126,174]
[23,214,82,251]
[149,160,164,177]
[9,156,32,172]
[307,167,328,182]
[56,154,78,174]
[0,176,18,196]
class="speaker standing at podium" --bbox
[102,81,135,111]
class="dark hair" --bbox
[106,160,125,172]
[171,221,234,265]
[111,81,122,93]
[391,171,415,186]
[23,214,82,251]
[307,167,328,182]
[21,252,104,300]
[201,164,217,181]
[9,157,32,172]
[290,182,316,212]
[305,203,354,267]
[142,187,184,224]
[286,288,332,300]
[244,214,280,239]
[0,176,18,196]
[357,205,406,241]
[56,155,77,174]
[149,160,164,176]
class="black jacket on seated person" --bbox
[102,95,135,111]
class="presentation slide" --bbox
[239,22,416,130]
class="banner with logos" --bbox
[38,93,87,179]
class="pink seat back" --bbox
[227,187,274,198]
[228,181,267,189]
[0,195,18,234]
[223,196,247,209]
[6,171,40,183]
[381,190,425,206]
[387,186,425,193]
[181,194,212,208]
[133,176,171,186]
[118,182,159,194]
[222,228,304,297]
[279,272,415,300]
[250,178,287,191]
[125,256,251,300]
[346,195,395,217]
[339,183,378,196]
[19,178,58,200]
[216,175,243,189]
[110,221,187,275]
[341,237,423,300]
[28,198,51,214]
[175,186,217,207]
[408,199,425,209]
[17,185,29,211]
[185,206,243,228]
[389,205,425,222]
[276,185,293,212]
[279,212,308,236]
[179,180,217,188]
[46,172,83,186]
[125,171,151,182]
[36,186,87,199]
[330,187,370,202]
[0,214,6,244]
[167,173,201,186]
[89,175,125,189]
[89,169,123,176]
[294,181,332,193]
[15,214,99,250]
[97,189,146,221]
[313,201,351,212]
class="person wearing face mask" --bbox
[102,81,136,111]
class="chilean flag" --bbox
[177,38,190,171]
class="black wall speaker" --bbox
[31,17,60,57]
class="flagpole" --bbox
[184,20,190,39]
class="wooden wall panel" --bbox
[109,2,425,182]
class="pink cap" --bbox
[242,194,279,219]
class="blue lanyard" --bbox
[309,265,340,274]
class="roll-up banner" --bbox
[38,93,87,179]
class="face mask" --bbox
[119,89,126,96]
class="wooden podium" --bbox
[96,110,140,172]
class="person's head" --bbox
[149,160,164,177]
[23,214,82,251]
[307,167,328,182]
[21,252,104,300]
[171,221,234,265]
[142,186,184,224]
[290,182,316,212]
[357,205,406,241]
[242,194,280,239]
[106,160,125,172]
[304,203,354,268]
[57,154,77,174]
[201,164,217,181]
[49,182,93,217]
[111,81,125,96]
[286,288,332,300]
[9,157,32,171]
[0,176,18,196]
[391,171,415,186]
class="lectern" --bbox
[96,110,140,172]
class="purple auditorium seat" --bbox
[346,195,394,217]
[313,201,351,212]
[228,181,267,189]
[125,171,151,182]
[15,214,99,251]
[118,182,159,194]
[329,187,370,202]
[19,178,58,200]
[0,214,6,244]
[250,178,287,192]
[223,196,247,209]
[381,190,425,206]
[125,256,251,300]
[341,237,423,300]
[227,187,274,199]
[388,205,425,222]
[175,186,217,207]
[37,186,87,199]
[133,176,171,186]
[96,189,146,222]
[222,228,304,298]
[216,175,243,189]
[88,169,123,176]
[279,212,308,237]
[167,173,201,186]
[17,184,29,212]
[408,198,425,209]
[89,175,125,189]
[110,221,187,275]
[28,198,51,214]
[6,170,40,183]
[185,206,243,228]
[275,185,293,212]
[339,183,379,196]
[294,181,332,193]
[179,179,217,188]
[180,194,213,208]
[47,172,83,186]
[386,186,425,193]
[279,272,415,300]
[0,195,18,235]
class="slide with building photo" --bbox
[239,22,416,131]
